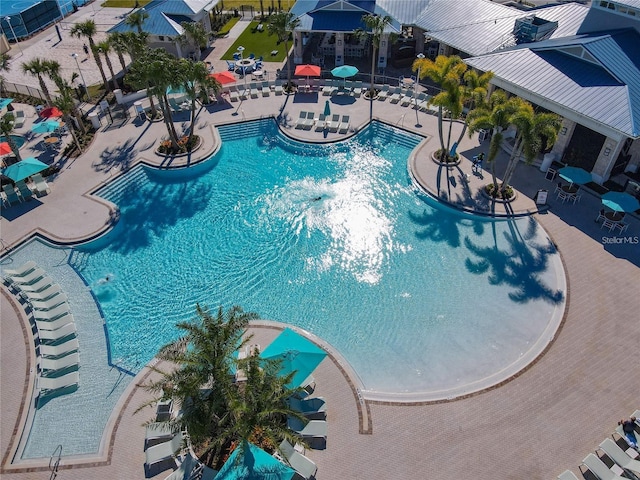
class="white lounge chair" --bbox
[557,470,580,480]
[36,313,74,331]
[146,422,180,446]
[295,112,308,129]
[23,283,62,302]
[261,81,270,97]
[303,112,315,129]
[15,276,54,293]
[322,80,334,96]
[228,87,239,102]
[582,453,627,480]
[377,84,390,101]
[352,81,363,98]
[38,322,76,343]
[2,261,37,278]
[274,80,283,95]
[8,267,46,285]
[287,416,327,440]
[314,114,327,131]
[328,114,340,132]
[40,351,79,373]
[31,173,51,197]
[39,337,79,358]
[33,303,71,321]
[249,83,259,98]
[616,423,640,449]
[13,110,26,129]
[164,454,196,480]
[400,90,414,106]
[37,371,79,395]
[278,439,317,480]
[599,438,640,476]
[338,115,350,134]
[389,87,402,103]
[30,293,68,311]
[145,431,184,466]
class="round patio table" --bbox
[237,59,255,73]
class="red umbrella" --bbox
[210,71,236,85]
[40,107,63,119]
[0,142,11,155]
[294,64,321,77]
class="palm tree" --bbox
[0,113,22,161]
[267,12,300,90]
[500,103,561,191]
[21,58,54,105]
[466,90,517,190]
[453,69,494,146]
[414,55,467,161]
[53,79,85,153]
[124,8,149,34]
[0,52,11,95]
[107,32,129,72]
[122,31,149,64]
[96,40,119,89]
[70,20,110,92]
[361,14,394,99]
[178,21,208,60]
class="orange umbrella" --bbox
[0,142,11,155]
[210,71,236,85]
[40,106,63,119]
[294,64,321,77]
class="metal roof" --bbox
[294,0,400,33]
[466,29,640,138]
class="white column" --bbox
[591,136,625,184]
[335,32,344,66]
[377,33,389,70]
[550,118,576,161]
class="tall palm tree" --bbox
[53,79,85,153]
[178,21,208,60]
[500,104,560,191]
[453,69,494,146]
[0,113,21,161]
[107,32,129,72]
[0,52,11,95]
[96,40,119,89]
[124,8,149,34]
[267,12,300,90]
[126,49,163,117]
[21,58,54,105]
[70,20,110,92]
[414,55,467,160]
[466,90,518,190]
[122,31,149,64]
[361,14,394,99]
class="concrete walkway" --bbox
[2,7,640,480]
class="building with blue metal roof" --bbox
[466,1,640,184]
[108,0,218,59]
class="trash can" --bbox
[88,111,101,129]
[539,152,555,173]
[478,129,488,142]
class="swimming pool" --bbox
[76,120,564,397]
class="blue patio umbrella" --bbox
[331,65,359,87]
[323,100,331,117]
[601,191,640,213]
[216,441,295,480]
[261,328,327,389]
[558,166,591,185]
[0,98,13,110]
[1,157,48,182]
[31,120,61,134]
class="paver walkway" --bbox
[1,6,639,480]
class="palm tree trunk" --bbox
[104,54,119,89]
[38,76,53,105]
[64,114,83,152]
[446,116,454,153]
[501,135,523,191]
[117,52,126,72]
[6,136,22,161]
[284,39,291,89]
[89,40,110,92]
[437,106,445,159]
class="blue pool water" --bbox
[75,120,564,395]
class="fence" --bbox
[0,81,56,101]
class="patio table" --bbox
[237,59,255,73]
[604,211,624,222]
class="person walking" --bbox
[83,43,89,59]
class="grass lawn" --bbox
[221,21,288,62]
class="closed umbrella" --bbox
[31,120,61,134]
[558,166,591,185]
[210,71,236,85]
[323,100,331,117]
[1,157,48,182]
[261,328,327,389]
[331,65,358,87]
[601,191,640,213]
[216,441,295,480]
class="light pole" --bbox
[71,53,87,99]
[414,53,425,128]
[3,17,23,56]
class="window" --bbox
[159,35,165,41]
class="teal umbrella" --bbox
[601,191,640,213]
[331,65,358,87]
[1,157,48,182]
[0,98,13,110]
[261,328,327,389]
[31,120,61,134]
[558,166,591,185]
[216,441,295,480]
[323,100,331,117]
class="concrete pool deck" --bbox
[2,6,640,479]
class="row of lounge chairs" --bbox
[558,411,640,480]
[321,79,363,97]
[223,81,276,102]
[1,173,50,207]
[2,261,79,396]
[296,112,350,133]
